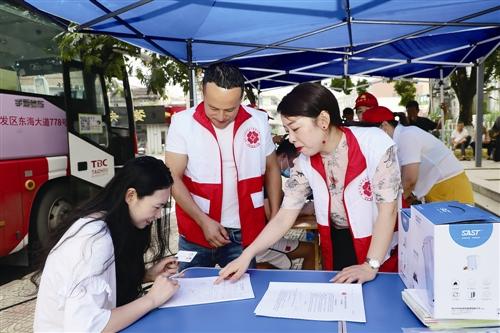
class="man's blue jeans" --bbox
[178,228,256,271]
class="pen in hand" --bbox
[143,271,185,291]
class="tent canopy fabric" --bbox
[25,0,500,87]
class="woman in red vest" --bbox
[218,83,401,284]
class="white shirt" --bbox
[166,108,275,229]
[451,127,469,144]
[214,122,240,228]
[34,218,116,332]
[394,125,463,198]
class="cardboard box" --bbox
[399,201,500,320]
[398,208,415,288]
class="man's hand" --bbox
[330,263,377,284]
[201,218,231,247]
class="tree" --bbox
[244,86,257,106]
[394,81,417,107]
[56,30,190,97]
[330,77,354,95]
[450,48,500,125]
[356,79,369,95]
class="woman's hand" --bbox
[214,253,253,284]
[330,263,377,284]
[144,275,180,308]
[144,256,178,282]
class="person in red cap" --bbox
[354,92,378,121]
[363,106,473,205]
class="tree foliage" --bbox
[450,48,500,125]
[330,77,354,95]
[394,81,417,106]
[356,79,369,95]
[56,30,189,97]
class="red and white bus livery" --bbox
[0,1,136,260]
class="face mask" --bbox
[281,167,291,178]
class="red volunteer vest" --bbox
[301,127,398,271]
[174,103,267,248]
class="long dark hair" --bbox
[31,156,174,306]
[277,82,342,127]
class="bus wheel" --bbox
[30,182,73,263]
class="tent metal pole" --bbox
[76,0,153,31]
[213,21,347,64]
[429,79,434,125]
[475,60,485,167]
[187,40,195,107]
[86,0,179,61]
[257,81,262,108]
[345,0,354,51]
[394,67,437,80]
[352,18,500,28]
[240,67,285,74]
[439,69,445,142]
[355,6,500,55]
[247,72,285,84]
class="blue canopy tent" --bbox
[23,0,500,165]
[23,1,499,77]
[232,27,500,90]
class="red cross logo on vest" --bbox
[359,177,373,201]
[245,128,261,148]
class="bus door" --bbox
[106,74,135,167]
[64,63,135,187]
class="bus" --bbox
[0,1,136,262]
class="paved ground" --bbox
[1,159,498,332]
[462,159,500,215]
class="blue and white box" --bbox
[403,201,500,320]
[398,208,414,288]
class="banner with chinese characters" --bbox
[0,93,68,159]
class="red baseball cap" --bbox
[362,106,395,123]
[354,92,378,109]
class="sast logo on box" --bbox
[449,224,493,248]
[461,229,480,237]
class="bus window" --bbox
[18,68,64,96]
[0,68,19,91]
[69,67,109,148]
[107,78,134,165]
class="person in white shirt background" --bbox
[450,120,472,160]
[32,156,180,332]
[362,106,474,205]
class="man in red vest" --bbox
[165,63,281,270]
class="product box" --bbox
[398,208,415,288]
[400,201,500,320]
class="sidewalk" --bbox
[1,160,498,333]
[462,159,500,215]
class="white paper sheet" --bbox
[160,273,254,308]
[254,282,366,322]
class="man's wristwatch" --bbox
[365,257,381,270]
